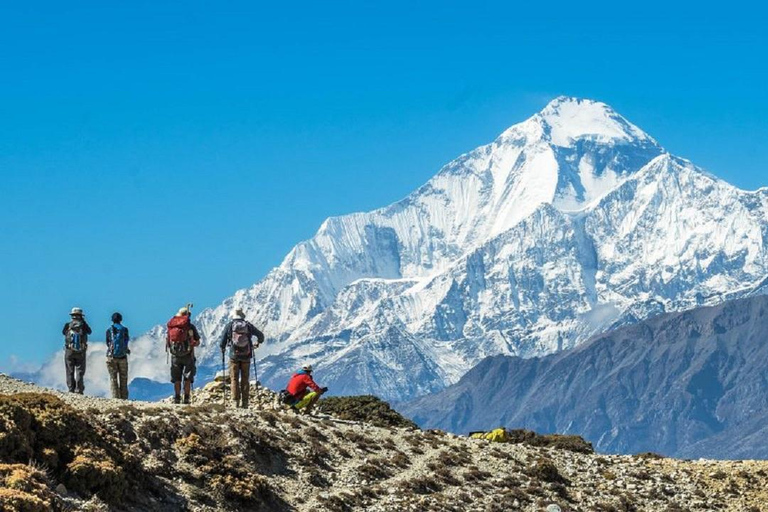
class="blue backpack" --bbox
[109,324,129,358]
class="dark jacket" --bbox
[62,318,92,350]
[106,324,130,359]
[219,319,264,360]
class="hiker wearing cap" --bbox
[105,312,130,400]
[62,307,92,394]
[219,308,264,408]
[166,306,201,404]
[285,365,328,414]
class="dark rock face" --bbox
[400,295,768,459]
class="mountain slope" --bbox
[31,97,768,402]
[400,295,768,459]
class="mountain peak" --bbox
[533,96,656,148]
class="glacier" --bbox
[32,97,768,401]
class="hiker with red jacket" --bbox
[285,365,327,414]
[218,308,264,409]
[166,306,201,404]
[62,307,92,394]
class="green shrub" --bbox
[318,396,418,429]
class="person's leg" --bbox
[240,360,251,408]
[107,358,119,398]
[182,355,196,404]
[65,351,76,392]
[294,391,317,411]
[171,357,182,403]
[118,358,129,399]
[303,391,321,413]
[75,352,86,394]
[229,359,240,406]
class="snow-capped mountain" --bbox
[38,97,768,401]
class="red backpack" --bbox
[167,316,192,356]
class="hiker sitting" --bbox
[166,306,201,405]
[105,312,130,400]
[218,308,264,409]
[285,365,327,414]
[63,307,92,394]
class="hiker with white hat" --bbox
[62,307,92,394]
[218,308,264,408]
[166,305,201,404]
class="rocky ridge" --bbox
[2,374,768,511]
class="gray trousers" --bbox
[106,357,129,399]
[64,348,86,393]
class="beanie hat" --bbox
[177,307,190,316]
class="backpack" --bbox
[167,316,192,356]
[66,319,87,352]
[278,390,296,406]
[109,324,128,358]
[231,319,251,357]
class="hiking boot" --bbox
[183,394,190,405]
[241,400,249,409]
[173,394,181,404]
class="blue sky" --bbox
[1,1,766,368]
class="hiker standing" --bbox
[105,312,130,400]
[62,307,92,394]
[285,365,327,414]
[219,308,264,408]
[166,306,200,404]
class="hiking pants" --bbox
[64,348,86,393]
[229,359,250,406]
[170,353,196,384]
[106,357,129,399]
[294,391,319,411]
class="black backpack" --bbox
[278,390,295,405]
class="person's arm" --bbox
[83,322,92,335]
[62,323,69,336]
[305,374,322,393]
[105,328,112,350]
[190,324,201,347]
[250,324,265,346]
[219,322,230,351]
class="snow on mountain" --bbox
[30,97,768,401]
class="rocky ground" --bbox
[1,374,768,511]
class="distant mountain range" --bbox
[401,295,768,459]
[27,97,768,404]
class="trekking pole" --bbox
[221,350,227,406]
[252,349,258,408]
